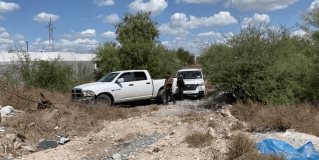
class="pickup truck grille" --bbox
[72,89,82,99]
[183,84,197,91]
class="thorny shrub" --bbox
[230,102,319,136]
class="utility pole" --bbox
[47,18,55,52]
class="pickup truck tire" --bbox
[157,89,168,104]
[96,94,112,106]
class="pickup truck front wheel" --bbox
[96,94,112,106]
[157,89,167,104]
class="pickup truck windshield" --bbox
[178,71,202,79]
[98,73,119,82]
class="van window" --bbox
[178,71,202,79]
[134,72,147,81]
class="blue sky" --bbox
[0,0,317,55]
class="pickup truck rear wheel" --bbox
[96,94,112,106]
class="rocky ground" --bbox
[0,98,318,160]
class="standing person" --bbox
[177,74,185,100]
[164,72,176,105]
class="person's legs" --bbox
[169,90,176,104]
[165,89,169,105]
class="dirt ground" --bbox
[0,95,318,160]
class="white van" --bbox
[177,68,205,98]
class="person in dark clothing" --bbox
[177,74,185,100]
[164,72,176,105]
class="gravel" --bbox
[102,132,165,160]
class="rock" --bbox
[169,130,176,135]
[208,127,217,137]
[5,134,16,142]
[0,126,5,132]
[112,153,121,159]
[54,126,59,130]
[13,141,21,150]
[176,122,182,125]
[153,147,160,152]
[3,153,13,160]
[22,145,37,152]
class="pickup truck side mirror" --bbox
[117,78,124,83]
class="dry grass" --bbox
[184,131,213,148]
[179,111,206,123]
[227,134,284,160]
[0,81,146,157]
[230,102,319,136]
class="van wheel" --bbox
[157,89,168,104]
[96,94,112,106]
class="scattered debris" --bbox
[199,90,236,110]
[257,138,319,160]
[0,106,16,117]
[56,134,70,145]
[38,140,58,149]
[37,93,53,109]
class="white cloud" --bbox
[241,13,270,28]
[103,13,120,24]
[0,27,25,51]
[309,0,319,10]
[176,0,221,4]
[102,31,116,38]
[292,29,307,37]
[94,0,115,6]
[159,11,237,36]
[33,12,60,23]
[161,37,198,54]
[129,0,168,16]
[197,31,222,38]
[0,1,19,13]
[158,24,190,36]
[79,29,96,38]
[226,0,299,11]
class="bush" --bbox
[18,53,74,91]
[198,26,315,104]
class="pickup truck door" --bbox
[132,71,153,99]
[112,72,136,101]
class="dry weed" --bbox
[230,102,319,136]
[226,134,283,160]
[179,111,206,123]
[184,131,213,148]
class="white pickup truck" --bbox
[71,70,176,105]
[177,68,205,98]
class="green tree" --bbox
[175,48,195,66]
[95,42,120,78]
[198,26,314,104]
[116,12,159,70]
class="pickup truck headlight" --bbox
[198,82,204,86]
[82,90,95,97]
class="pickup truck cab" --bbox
[177,68,205,98]
[72,70,176,105]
